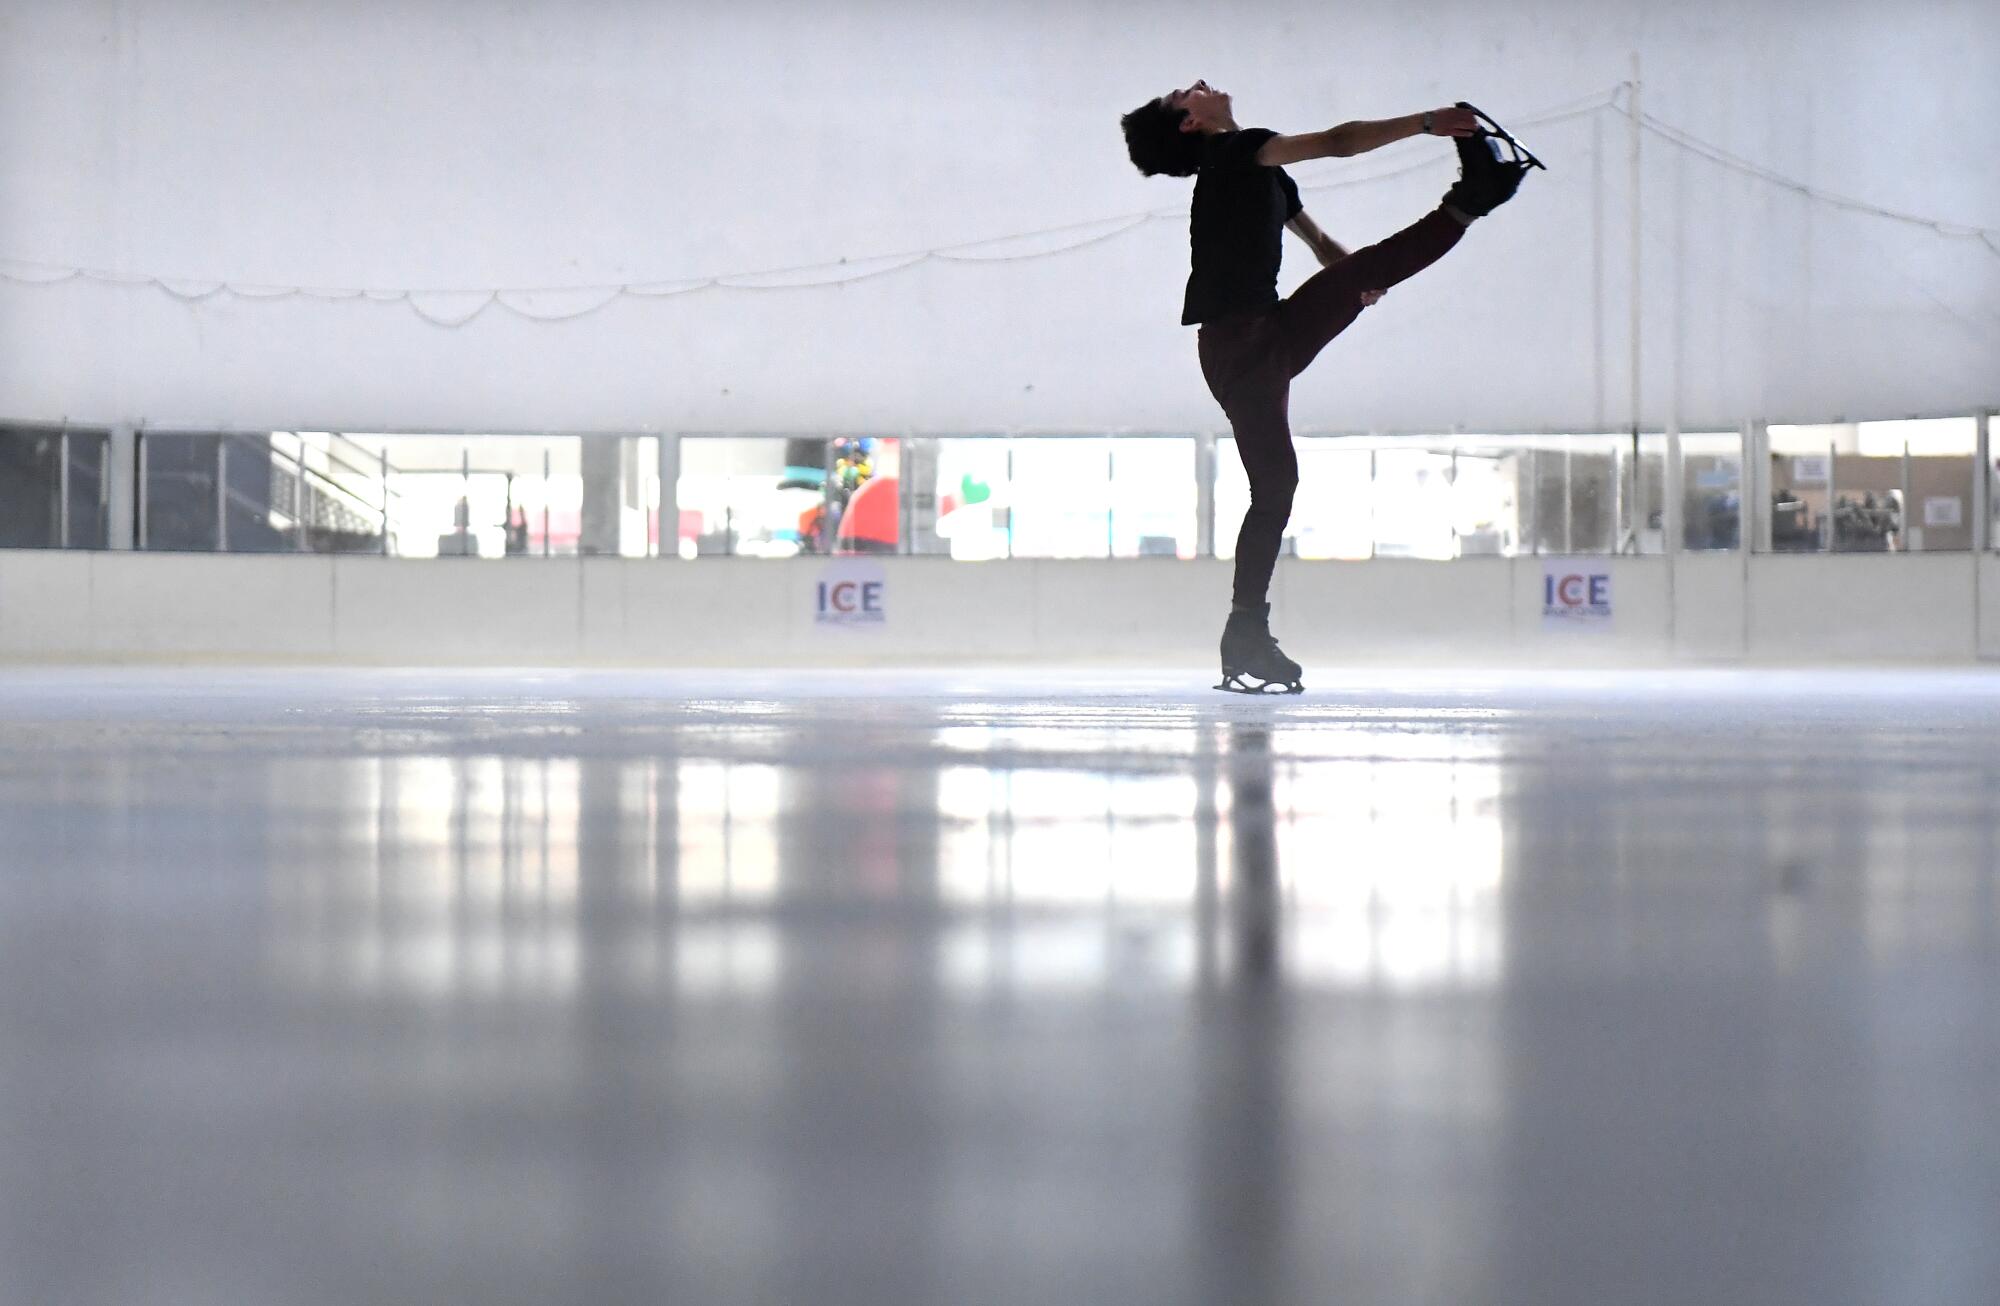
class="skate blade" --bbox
[1462,102,1548,171]
[1215,673,1306,696]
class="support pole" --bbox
[57,426,71,549]
[1524,447,1539,555]
[1746,420,1771,554]
[1368,447,1379,560]
[1105,442,1116,559]
[1901,440,1914,552]
[658,432,681,559]
[1666,424,1685,557]
[216,438,230,552]
[293,444,310,553]
[1663,127,1685,640]
[1562,439,1574,553]
[1973,409,1992,553]
[1664,129,1685,561]
[1449,446,1461,558]
[107,424,136,551]
[1628,54,1644,553]
[1592,111,1606,431]
[1195,431,1217,559]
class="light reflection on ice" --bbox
[263,704,1508,1003]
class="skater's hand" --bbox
[1359,288,1385,307]
[1426,106,1478,137]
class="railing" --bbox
[131,431,406,555]
[227,432,403,553]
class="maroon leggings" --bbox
[1198,207,1465,610]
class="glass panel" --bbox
[262,431,395,554]
[1369,445,1457,561]
[0,426,110,549]
[1680,432,1742,551]
[1213,436,1370,561]
[140,433,225,551]
[1109,438,1196,559]
[1009,438,1111,559]
[64,431,110,549]
[931,438,1012,560]
[1764,421,1975,554]
[1,427,63,548]
[1571,433,1627,554]
[573,434,658,558]
[335,434,582,559]
[676,436,900,559]
[1216,432,1656,562]
[1767,424,1837,552]
[677,436,801,558]
[1851,419,1976,553]
[829,437,900,556]
[1626,432,1673,556]
[1441,439,1524,558]
[1214,437,1247,561]
[1987,416,1999,553]
[1292,440,1372,561]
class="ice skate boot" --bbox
[1441,101,1541,218]
[1216,603,1305,695]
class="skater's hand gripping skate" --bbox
[1359,289,1385,307]
[1424,106,1479,138]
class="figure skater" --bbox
[1121,83,1538,692]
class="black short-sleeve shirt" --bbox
[1180,127,1304,326]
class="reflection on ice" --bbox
[677,759,781,905]
[11,669,2000,1306]
[266,705,1507,1001]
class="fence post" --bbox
[217,438,230,552]
[1974,409,1992,554]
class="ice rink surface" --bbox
[3,667,1998,1305]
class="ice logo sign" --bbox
[1542,562,1612,627]
[814,560,887,628]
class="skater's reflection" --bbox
[1227,722,1280,983]
[1187,720,1291,1303]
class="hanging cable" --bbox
[3,83,1993,328]
[1612,100,2000,255]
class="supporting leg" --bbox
[1225,389,1299,613]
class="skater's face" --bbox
[1164,79,1231,133]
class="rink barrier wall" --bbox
[2,551,1998,667]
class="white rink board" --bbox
[2,551,1997,667]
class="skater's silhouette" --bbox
[1122,84,1537,692]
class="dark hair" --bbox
[1120,97,1199,178]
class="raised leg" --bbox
[1278,207,1466,377]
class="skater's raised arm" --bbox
[1254,106,1478,166]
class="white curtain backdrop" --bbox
[2,0,1994,434]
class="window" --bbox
[1215,432,1672,560]
[0,425,110,549]
[1767,420,1977,553]
[133,431,663,558]
[678,436,900,559]
[1680,432,1743,551]
[1109,438,1197,559]
[1008,438,1112,559]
